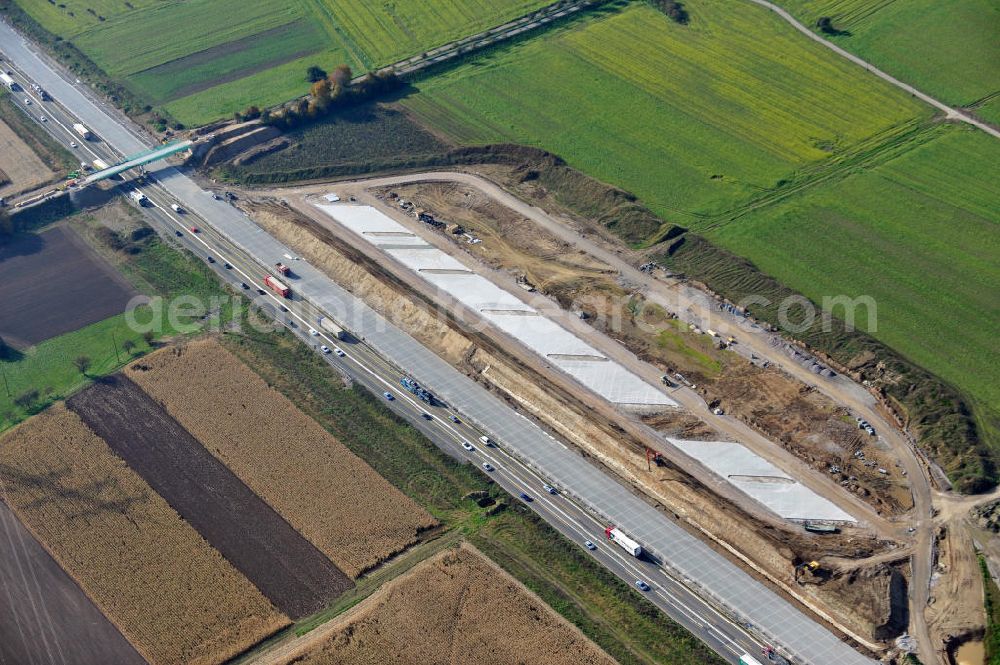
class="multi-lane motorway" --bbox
[1,21,880,665]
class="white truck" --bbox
[73,123,92,140]
[129,189,148,206]
[92,158,110,170]
[0,72,18,91]
[604,526,642,557]
[317,316,345,340]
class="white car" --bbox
[482,462,495,472]
[320,345,331,354]
[39,115,47,122]
[478,435,493,446]
[334,347,345,357]
[23,98,31,105]
[70,141,78,148]
[461,442,475,452]
[584,540,597,551]
[309,328,318,336]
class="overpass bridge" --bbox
[81,139,192,185]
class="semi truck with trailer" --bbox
[604,526,642,557]
[317,316,345,340]
[263,274,290,298]
[73,123,92,140]
[1,72,19,91]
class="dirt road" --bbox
[296,169,940,662]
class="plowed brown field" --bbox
[276,544,617,665]
[127,339,436,577]
[0,405,289,665]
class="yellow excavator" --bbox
[794,560,822,584]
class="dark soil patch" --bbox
[0,499,146,665]
[133,20,322,102]
[67,375,353,618]
[0,224,137,347]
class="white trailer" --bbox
[605,526,642,557]
[92,158,110,170]
[317,316,345,340]
[0,73,18,91]
[73,123,92,140]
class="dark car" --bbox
[518,492,533,503]
[224,262,232,269]
[206,256,215,263]
[257,288,266,295]
[240,282,249,290]
[174,230,182,237]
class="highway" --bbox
[1,22,879,665]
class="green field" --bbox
[16,0,554,126]
[0,212,229,431]
[403,1,927,223]
[401,0,999,478]
[708,124,1000,451]
[778,0,1000,124]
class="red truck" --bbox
[263,274,290,298]
[275,262,290,276]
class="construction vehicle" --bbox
[605,526,642,557]
[794,560,829,585]
[275,262,291,276]
[317,316,345,340]
[645,448,666,470]
[263,274,290,298]
[400,376,434,404]
[760,646,790,665]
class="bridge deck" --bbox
[82,140,192,185]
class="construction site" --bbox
[213,165,990,660]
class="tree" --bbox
[122,339,136,355]
[13,389,39,410]
[330,64,353,88]
[305,65,327,83]
[142,331,155,346]
[243,105,261,120]
[310,78,332,110]
[73,355,91,375]
[816,16,848,35]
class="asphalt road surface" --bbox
[1,23,879,665]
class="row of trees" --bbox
[232,64,400,130]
